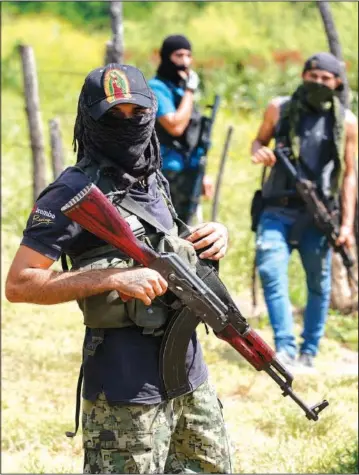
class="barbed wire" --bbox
[5,67,241,156]
[4,141,75,155]
[6,112,76,120]
[37,69,89,76]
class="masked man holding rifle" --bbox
[250,52,357,370]
[5,64,232,474]
[149,35,215,224]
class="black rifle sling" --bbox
[65,364,83,438]
[65,328,104,438]
[119,195,172,236]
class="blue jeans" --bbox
[256,210,332,357]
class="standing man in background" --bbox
[149,34,214,224]
[250,52,357,369]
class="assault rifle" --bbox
[189,95,221,222]
[274,147,356,280]
[61,184,329,422]
[198,94,221,155]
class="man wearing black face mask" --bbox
[5,64,232,474]
[250,52,357,370]
[149,35,214,224]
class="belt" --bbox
[264,196,305,209]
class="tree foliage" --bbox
[5,2,164,29]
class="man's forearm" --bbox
[341,170,357,228]
[6,267,121,305]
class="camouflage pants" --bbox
[82,380,232,474]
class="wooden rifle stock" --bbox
[61,183,158,267]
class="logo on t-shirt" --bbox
[31,207,56,226]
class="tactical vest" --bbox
[69,158,198,335]
[262,97,345,200]
[154,78,202,158]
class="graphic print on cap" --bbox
[310,59,319,69]
[103,68,132,103]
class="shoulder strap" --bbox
[61,158,123,270]
[75,157,101,183]
[155,171,178,217]
[260,166,267,187]
[118,175,192,238]
[155,172,192,237]
[274,97,292,145]
[279,97,291,118]
[119,195,171,236]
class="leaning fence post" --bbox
[49,118,64,180]
[317,0,350,108]
[18,44,47,202]
[105,1,124,64]
[211,126,234,222]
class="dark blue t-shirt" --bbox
[21,166,208,404]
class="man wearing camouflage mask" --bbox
[250,52,357,369]
[149,35,214,224]
[6,64,232,474]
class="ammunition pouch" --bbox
[251,166,268,233]
[158,231,198,270]
[72,224,198,334]
[250,189,265,233]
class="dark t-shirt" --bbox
[21,166,208,403]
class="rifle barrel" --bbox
[274,148,298,181]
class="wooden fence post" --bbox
[18,44,46,202]
[49,118,64,180]
[105,1,124,65]
[317,1,358,313]
[317,1,349,107]
[211,126,234,222]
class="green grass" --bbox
[2,296,358,474]
[2,6,358,474]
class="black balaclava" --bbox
[157,34,192,85]
[301,52,343,111]
[73,88,162,198]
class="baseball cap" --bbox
[303,52,342,77]
[83,64,153,120]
